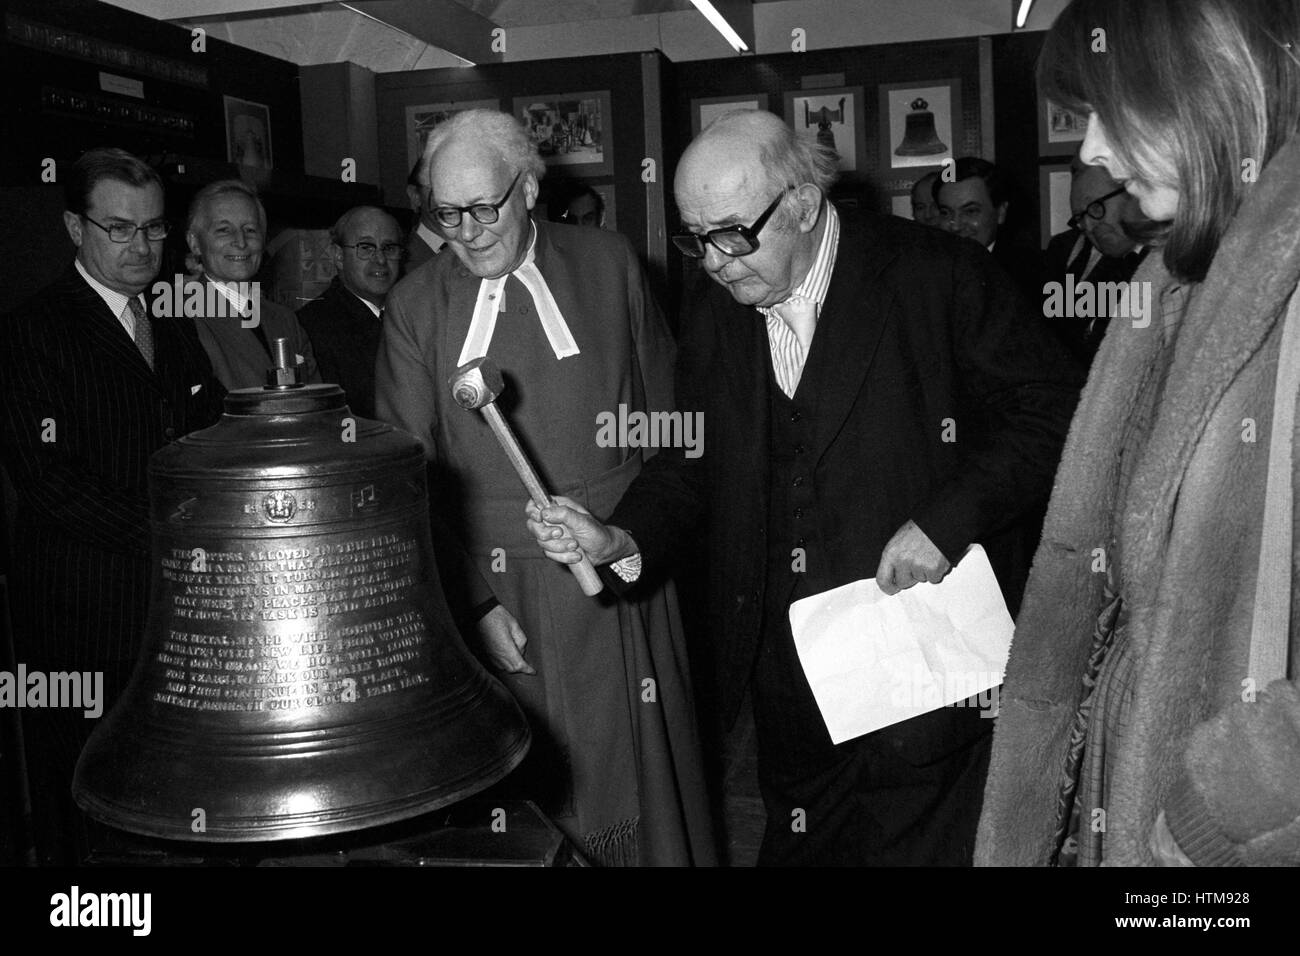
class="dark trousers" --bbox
[19,659,132,866]
[751,614,993,866]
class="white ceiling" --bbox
[97,0,1067,72]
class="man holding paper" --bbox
[527,109,1081,865]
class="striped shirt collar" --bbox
[75,258,136,329]
[758,202,840,320]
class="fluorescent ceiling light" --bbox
[1015,0,1034,29]
[689,0,748,53]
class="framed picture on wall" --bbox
[405,98,500,174]
[691,93,770,136]
[1038,95,1089,156]
[878,80,961,175]
[784,86,866,174]
[223,95,273,170]
[512,91,612,176]
[1040,161,1075,248]
[886,188,915,220]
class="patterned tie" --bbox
[127,295,154,370]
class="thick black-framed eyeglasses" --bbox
[671,188,792,259]
[83,216,170,243]
[338,241,406,261]
[1067,186,1127,231]
[428,171,521,229]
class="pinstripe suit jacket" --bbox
[0,266,224,679]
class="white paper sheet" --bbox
[788,545,1013,744]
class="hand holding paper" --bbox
[788,545,1012,745]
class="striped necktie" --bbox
[127,296,154,370]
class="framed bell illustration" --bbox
[879,80,963,173]
[895,98,948,156]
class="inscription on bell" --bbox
[152,532,430,712]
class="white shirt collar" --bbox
[75,259,137,332]
[416,221,445,254]
[205,275,256,315]
[758,202,841,319]
[348,288,382,319]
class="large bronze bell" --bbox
[73,351,529,842]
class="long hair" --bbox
[1039,0,1300,281]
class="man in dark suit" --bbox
[935,157,1042,306]
[1042,163,1148,364]
[0,147,223,864]
[297,206,404,419]
[404,158,445,271]
[527,110,1081,865]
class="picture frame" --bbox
[784,86,866,175]
[1039,161,1075,248]
[223,95,272,170]
[405,98,500,174]
[691,93,770,136]
[1038,93,1089,156]
[512,91,613,176]
[878,80,962,175]
[887,188,915,220]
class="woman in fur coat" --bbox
[976,0,1300,866]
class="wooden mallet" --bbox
[449,357,603,597]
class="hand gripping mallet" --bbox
[450,357,604,597]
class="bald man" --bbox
[297,206,404,419]
[527,110,1081,866]
[909,171,941,227]
[1042,163,1149,363]
[374,109,714,866]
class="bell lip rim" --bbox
[70,727,531,843]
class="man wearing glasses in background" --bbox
[298,206,404,419]
[526,110,1081,865]
[0,147,223,864]
[374,109,715,866]
[1043,158,1149,364]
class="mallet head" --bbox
[449,357,505,410]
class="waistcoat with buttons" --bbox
[763,355,823,634]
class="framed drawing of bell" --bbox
[878,80,962,176]
[783,86,866,175]
[224,95,273,170]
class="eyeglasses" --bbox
[83,216,170,243]
[339,241,406,261]
[671,188,792,259]
[428,171,521,229]
[1067,186,1128,231]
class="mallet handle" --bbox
[480,404,604,597]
